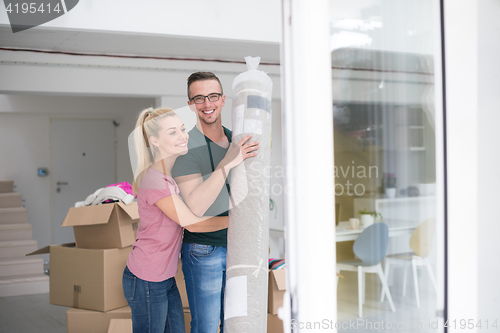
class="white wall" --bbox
[0,50,281,99]
[477,0,500,321]
[0,0,282,43]
[0,114,52,247]
[0,95,155,248]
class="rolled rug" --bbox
[224,56,273,333]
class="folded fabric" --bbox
[268,258,286,270]
[75,186,135,207]
[104,182,135,203]
[106,182,134,195]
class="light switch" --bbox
[37,168,49,177]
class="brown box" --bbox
[268,269,286,315]
[107,319,132,333]
[67,306,131,333]
[28,243,131,311]
[267,313,284,333]
[175,259,189,308]
[61,202,139,249]
[103,308,192,333]
[183,308,191,333]
[0,180,14,193]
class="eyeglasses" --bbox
[190,93,222,104]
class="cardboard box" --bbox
[107,319,132,333]
[175,259,189,308]
[61,202,139,249]
[67,306,131,333]
[267,313,284,333]
[184,308,191,333]
[28,243,131,312]
[268,269,286,315]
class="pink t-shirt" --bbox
[126,168,183,282]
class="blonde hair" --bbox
[132,107,177,194]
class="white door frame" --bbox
[281,0,452,331]
[281,0,337,330]
[443,0,479,327]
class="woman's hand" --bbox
[222,134,260,170]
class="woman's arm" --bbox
[174,134,259,217]
[155,194,228,231]
[184,216,228,233]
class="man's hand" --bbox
[223,134,260,170]
[174,134,260,217]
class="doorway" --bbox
[51,119,116,244]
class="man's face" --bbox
[188,79,225,126]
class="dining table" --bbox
[335,219,418,242]
[269,219,418,243]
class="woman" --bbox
[122,107,244,333]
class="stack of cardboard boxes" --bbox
[28,201,139,333]
[176,261,288,333]
[107,318,132,333]
[268,269,286,333]
[173,260,193,332]
[28,198,287,332]
[178,263,288,332]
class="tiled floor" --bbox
[336,268,440,333]
[0,266,439,333]
[0,293,67,333]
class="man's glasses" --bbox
[190,93,222,104]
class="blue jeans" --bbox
[181,243,227,333]
[122,266,185,333]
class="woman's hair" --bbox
[132,107,176,194]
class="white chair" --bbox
[380,218,437,308]
[337,222,396,317]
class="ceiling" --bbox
[0,26,281,65]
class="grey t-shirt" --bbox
[172,126,232,247]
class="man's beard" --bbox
[199,114,219,125]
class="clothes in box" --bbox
[61,202,139,249]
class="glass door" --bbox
[329,0,445,331]
[280,0,446,332]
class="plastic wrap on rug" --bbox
[224,56,273,332]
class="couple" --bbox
[122,72,260,333]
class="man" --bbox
[172,72,259,333]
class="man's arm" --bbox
[175,134,259,217]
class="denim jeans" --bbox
[181,243,227,333]
[122,266,185,333]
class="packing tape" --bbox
[247,95,271,112]
[73,285,81,308]
[226,260,267,278]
